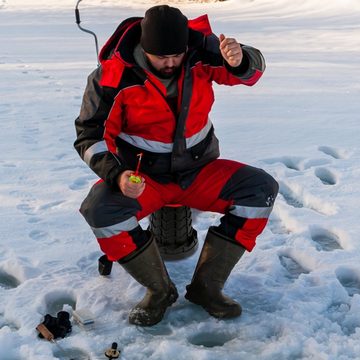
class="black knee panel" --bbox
[260,171,279,207]
[79,182,140,228]
[220,165,278,208]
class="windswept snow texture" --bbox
[1,0,360,359]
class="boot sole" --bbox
[185,290,242,319]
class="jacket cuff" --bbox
[105,165,125,191]
[224,50,250,76]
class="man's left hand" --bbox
[219,34,243,68]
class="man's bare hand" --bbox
[117,170,145,198]
[219,33,243,68]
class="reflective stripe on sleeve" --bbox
[186,119,212,148]
[91,216,138,238]
[84,141,108,166]
[230,205,273,219]
[117,119,213,153]
[118,133,173,153]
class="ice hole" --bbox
[188,331,235,348]
[53,347,90,360]
[44,290,77,314]
[0,270,20,289]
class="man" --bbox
[74,5,278,326]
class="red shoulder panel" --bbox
[99,57,125,88]
[188,14,212,36]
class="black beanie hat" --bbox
[140,5,189,56]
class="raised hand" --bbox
[219,33,243,68]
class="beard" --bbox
[146,58,182,79]
[158,67,178,78]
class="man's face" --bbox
[144,52,186,78]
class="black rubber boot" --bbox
[119,237,178,326]
[185,226,246,319]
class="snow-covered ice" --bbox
[0,0,359,359]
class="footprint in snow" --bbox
[264,156,331,172]
[278,181,336,216]
[335,268,360,297]
[16,201,36,216]
[318,145,350,160]
[278,182,305,209]
[76,251,102,274]
[69,175,96,191]
[263,156,305,171]
[309,226,342,252]
[27,216,42,224]
[29,229,48,240]
[264,152,342,192]
[268,212,292,235]
[279,254,309,281]
[303,158,332,168]
[38,200,65,211]
[314,167,338,186]
[10,189,34,199]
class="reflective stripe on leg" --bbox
[91,216,138,238]
[95,223,149,262]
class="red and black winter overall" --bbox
[74,15,279,261]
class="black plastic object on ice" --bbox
[37,311,72,339]
[149,205,198,261]
[105,342,120,359]
[98,254,113,276]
